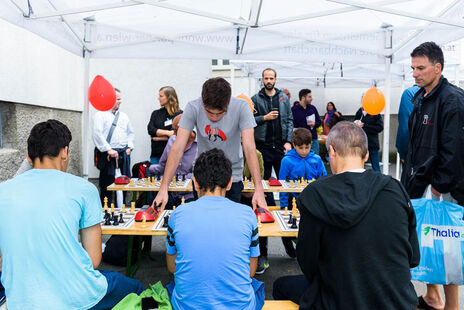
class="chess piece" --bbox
[110,202,115,214]
[288,213,293,224]
[284,206,288,216]
[257,215,262,228]
[104,210,109,219]
[163,215,169,228]
[290,180,294,188]
[182,174,186,181]
[291,217,298,229]
[103,197,108,212]
[291,197,298,217]
[121,204,126,213]
[250,179,254,188]
[141,214,147,227]
[244,176,248,188]
[113,215,119,226]
[173,205,176,210]
[177,178,181,187]
[181,196,185,205]
[301,176,304,184]
[297,179,301,188]
[286,175,289,182]
[119,213,124,223]
[145,178,149,187]
[104,216,112,225]
[172,176,176,187]
[129,179,135,186]
[130,202,135,213]
[138,179,142,186]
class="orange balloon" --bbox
[362,87,385,115]
[237,93,254,113]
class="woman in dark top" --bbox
[147,86,182,164]
[322,101,343,135]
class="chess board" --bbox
[101,208,136,229]
[273,210,300,232]
[280,180,311,190]
[152,210,173,231]
[242,179,269,190]
[124,178,191,190]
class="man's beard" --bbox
[264,83,275,91]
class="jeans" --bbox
[273,275,308,304]
[89,270,144,310]
[369,149,380,172]
[311,140,319,155]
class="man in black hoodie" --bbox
[273,121,420,310]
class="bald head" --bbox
[326,121,368,159]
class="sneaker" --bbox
[255,256,269,274]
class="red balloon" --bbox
[88,75,116,111]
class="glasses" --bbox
[204,107,227,117]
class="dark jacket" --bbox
[252,88,293,144]
[297,170,420,310]
[147,108,182,158]
[396,85,420,160]
[292,103,321,140]
[401,77,464,204]
[354,108,383,150]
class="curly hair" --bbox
[194,148,232,192]
[27,119,72,162]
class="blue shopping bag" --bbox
[410,198,464,285]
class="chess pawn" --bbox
[243,176,248,188]
[301,176,304,184]
[291,198,298,218]
[152,176,155,184]
[173,205,176,210]
[141,214,147,227]
[121,204,126,213]
[250,179,254,188]
[257,215,262,228]
[177,179,181,187]
[130,202,136,213]
[145,178,149,187]
[284,206,288,216]
[129,179,135,187]
[181,196,185,205]
[297,179,301,188]
[110,202,115,214]
[290,180,294,188]
[103,197,108,212]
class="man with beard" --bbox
[251,68,293,274]
[292,89,321,154]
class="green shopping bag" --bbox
[112,281,172,310]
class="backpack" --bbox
[132,161,151,179]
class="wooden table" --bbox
[101,207,297,276]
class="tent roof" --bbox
[2,0,464,63]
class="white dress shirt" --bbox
[93,110,135,152]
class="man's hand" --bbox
[431,186,441,197]
[284,142,292,152]
[152,189,169,213]
[107,149,118,158]
[126,148,131,155]
[308,120,315,127]
[264,111,279,121]
[252,189,267,210]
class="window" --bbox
[212,59,218,66]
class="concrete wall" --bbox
[86,59,211,178]
[0,101,82,181]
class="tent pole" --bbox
[82,50,90,179]
[382,27,392,175]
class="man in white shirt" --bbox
[93,88,135,204]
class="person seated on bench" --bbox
[165,148,264,310]
[149,113,197,208]
[273,121,420,310]
[0,120,144,309]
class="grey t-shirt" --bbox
[179,97,256,182]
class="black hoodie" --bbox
[296,170,420,310]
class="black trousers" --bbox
[258,146,285,206]
[273,275,308,304]
[98,155,129,205]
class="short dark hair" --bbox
[411,41,444,71]
[201,77,231,111]
[262,68,277,78]
[298,89,311,101]
[194,148,232,192]
[27,119,72,162]
[292,128,312,146]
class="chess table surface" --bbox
[101,207,297,237]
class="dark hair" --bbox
[114,88,120,93]
[194,148,232,192]
[298,89,311,101]
[293,101,300,106]
[27,119,72,162]
[327,101,337,111]
[292,128,312,146]
[411,41,444,71]
[262,68,277,78]
[201,77,231,111]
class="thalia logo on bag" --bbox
[423,225,464,239]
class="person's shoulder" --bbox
[307,152,323,162]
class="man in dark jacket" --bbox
[354,107,383,172]
[251,68,293,274]
[292,89,321,154]
[273,121,420,310]
[401,41,464,310]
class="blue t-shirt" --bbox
[0,169,107,310]
[166,196,260,310]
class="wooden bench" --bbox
[262,300,298,309]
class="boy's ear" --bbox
[226,176,233,191]
[193,176,200,192]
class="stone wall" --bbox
[0,101,82,181]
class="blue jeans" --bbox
[89,270,144,310]
[369,149,380,172]
[311,140,319,155]
[150,157,160,165]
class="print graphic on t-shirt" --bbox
[205,125,227,141]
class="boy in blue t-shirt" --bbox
[278,128,327,257]
[166,148,264,310]
[0,120,143,310]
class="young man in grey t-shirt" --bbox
[153,77,267,210]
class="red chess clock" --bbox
[254,208,275,223]
[134,206,158,222]
[114,176,130,184]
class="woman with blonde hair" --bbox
[147,86,182,164]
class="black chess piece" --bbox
[155,174,159,181]
[182,174,186,181]
[176,174,179,182]
[288,214,293,224]
[113,216,119,226]
[119,213,124,223]
[104,216,112,225]
[286,175,289,182]
[291,218,298,229]
[104,210,110,220]
[163,215,170,228]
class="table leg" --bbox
[125,235,143,277]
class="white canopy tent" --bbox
[2,0,464,175]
